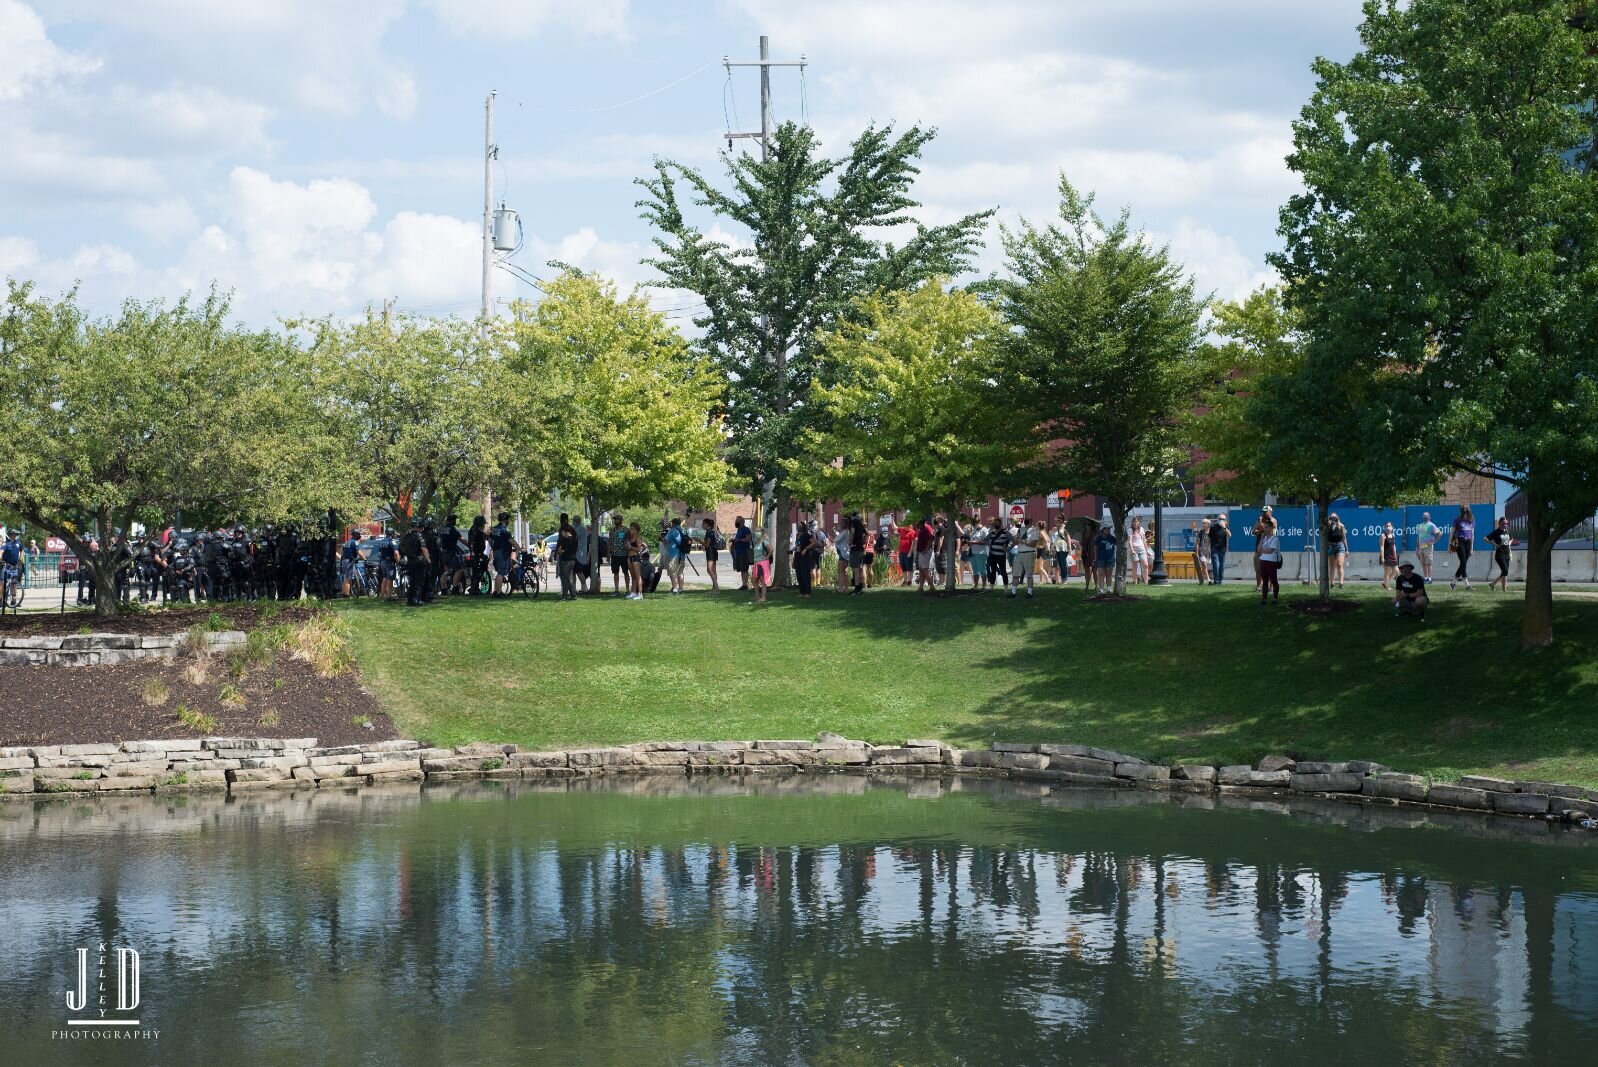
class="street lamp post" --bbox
[1149,499,1169,585]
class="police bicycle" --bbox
[1,561,23,609]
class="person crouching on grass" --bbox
[1393,561,1428,617]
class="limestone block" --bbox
[753,740,817,750]
[1492,792,1550,816]
[455,741,515,756]
[1293,761,1349,775]
[57,743,117,757]
[1514,780,1588,800]
[509,751,571,768]
[1115,763,1170,782]
[1346,760,1388,775]
[992,743,1039,753]
[1291,772,1365,793]
[814,746,869,765]
[103,761,170,777]
[1047,755,1116,777]
[362,759,423,776]
[97,775,159,791]
[1362,776,1427,802]
[1457,775,1515,792]
[1173,765,1217,783]
[1218,766,1289,787]
[1257,755,1296,773]
[0,755,34,771]
[997,751,1048,771]
[1428,784,1491,810]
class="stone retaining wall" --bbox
[2,734,1595,830]
[0,629,245,667]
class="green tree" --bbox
[1276,0,1598,646]
[990,179,1210,596]
[793,282,1038,592]
[1190,286,1375,601]
[301,312,517,531]
[638,121,992,585]
[509,271,733,585]
[0,282,354,616]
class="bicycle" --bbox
[510,554,541,598]
[1,563,22,609]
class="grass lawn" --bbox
[338,581,1598,788]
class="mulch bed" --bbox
[0,648,397,748]
[0,604,318,638]
[1288,598,1362,617]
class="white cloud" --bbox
[1161,220,1277,303]
[0,0,99,100]
[106,83,274,152]
[0,236,40,277]
[423,0,631,39]
[126,197,200,243]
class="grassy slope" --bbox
[339,582,1598,788]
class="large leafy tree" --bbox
[1189,286,1377,601]
[637,121,991,584]
[300,312,518,530]
[793,282,1038,592]
[0,282,355,616]
[989,179,1210,595]
[1277,0,1598,646]
[509,271,733,585]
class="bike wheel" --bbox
[522,569,539,598]
[5,579,18,609]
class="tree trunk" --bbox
[586,494,604,596]
[773,487,792,589]
[1109,498,1129,597]
[1317,487,1332,603]
[945,505,959,593]
[1522,519,1555,648]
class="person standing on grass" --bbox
[913,515,936,593]
[987,517,1012,593]
[1209,517,1230,584]
[489,512,515,597]
[1379,521,1399,590]
[664,516,691,595]
[1052,524,1076,585]
[733,516,752,590]
[1195,519,1212,585]
[1128,516,1149,584]
[1011,519,1041,598]
[1326,513,1349,589]
[794,521,820,597]
[608,514,630,596]
[572,515,590,594]
[1415,511,1445,585]
[956,519,973,586]
[625,521,647,600]
[1484,517,1518,591]
[1393,561,1428,617]
[1258,517,1283,605]
[555,514,577,600]
[1450,506,1475,591]
[862,525,879,589]
[969,519,990,589]
[749,526,771,602]
[702,517,722,592]
[1093,525,1116,594]
[897,520,916,587]
[1251,506,1275,592]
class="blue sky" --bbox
[0,0,1367,324]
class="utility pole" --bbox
[482,90,496,325]
[724,37,806,571]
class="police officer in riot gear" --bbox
[400,522,430,606]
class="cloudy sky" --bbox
[0,0,1367,324]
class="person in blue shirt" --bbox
[664,516,691,595]
[1,531,22,603]
[339,531,362,597]
[489,512,516,597]
[1093,526,1118,595]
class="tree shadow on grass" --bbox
[930,591,1598,777]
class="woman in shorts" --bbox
[749,527,771,602]
[1128,516,1150,584]
[968,521,989,588]
[1326,512,1349,589]
[626,522,646,600]
[702,517,722,592]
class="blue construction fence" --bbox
[1191,505,1523,554]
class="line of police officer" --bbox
[110,525,342,605]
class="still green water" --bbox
[1,775,1596,1065]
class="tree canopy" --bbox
[638,121,992,581]
[794,281,1038,590]
[989,178,1210,595]
[1276,0,1598,645]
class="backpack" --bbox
[400,532,422,561]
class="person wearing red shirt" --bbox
[896,523,915,586]
[914,516,936,592]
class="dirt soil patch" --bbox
[0,604,318,638]
[0,648,397,748]
[1288,598,1362,617]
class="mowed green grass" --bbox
[338,581,1598,788]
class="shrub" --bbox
[139,676,170,707]
[179,623,212,658]
[481,757,505,771]
[163,771,189,786]
[174,703,219,735]
[255,600,281,624]
[70,770,94,780]
[350,714,372,728]
[76,624,92,635]
[218,683,245,708]
[205,611,227,632]
[290,614,355,678]
[256,709,280,728]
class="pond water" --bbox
[1,775,1596,1065]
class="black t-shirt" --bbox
[400,531,424,560]
[1395,572,1425,596]
[1487,529,1512,552]
[1327,524,1345,544]
[1209,526,1230,551]
[556,528,576,561]
[469,527,486,556]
